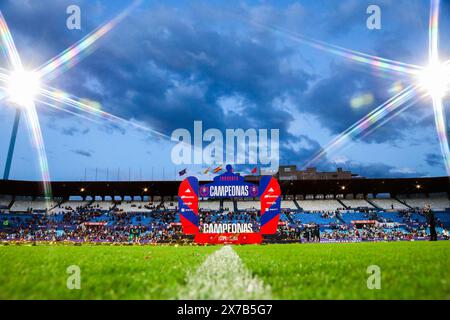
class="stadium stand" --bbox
[296,199,343,212]
[90,201,115,211]
[427,194,450,210]
[400,195,450,211]
[237,200,259,210]
[339,212,370,223]
[1,176,449,243]
[291,212,337,224]
[10,198,59,212]
[399,197,428,209]
[341,199,374,209]
[0,196,12,209]
[222,200,234,211]
[199,200,220,211]
[436,212,450,228]
[377,212,404,223]
[281,200,298,210]
[161,201,177,210]
[50,200,91,213]
[370,198,409,210]
[115,201,152,212]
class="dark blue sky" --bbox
[0,0,449,181]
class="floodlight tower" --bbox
[3,108,21,180]
[3,70,40,180]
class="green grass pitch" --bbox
[0,241,449,299]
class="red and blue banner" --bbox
[178,164,281,244]
[178,176,199,234]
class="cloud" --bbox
[425,153,444,169]
[37,2,318,166]
[334,160,426,178]
[0,0,446,178]
[72,149,92,157]
[61,127,83,136]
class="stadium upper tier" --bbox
[90,201,115,211]
[369,199,409,210]
[1,176,449,199]
[10,199,59,212]
[399,196,450,211]
[115,201,152,212]
[199,200,220,211]
[237,201,259,210]
[280,200,298,210]
[296,199,343,212]
[341,199,374,209]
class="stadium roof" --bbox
[0,176,449,198]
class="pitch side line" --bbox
[178,246,272,300]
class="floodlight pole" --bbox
[3,108,21,180]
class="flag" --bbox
[179,168,187,176]
[213,165,222,173]
[251,167,258,174]
[203,167,210,174]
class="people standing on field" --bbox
[424,204,438,241]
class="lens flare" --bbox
[0,12,21,69]
[38,85,169,140]
[305,85,419,168]
[419,62,450,98]
[429,0,440,63]
[225,8,423,76]
[388,81,405,95]
[35,0,142,81]
[303,0,450,177]
[432,97,450,176]
[23,101,52,195]
[7,70,40,106]
[350,93,374,109]
[427,0,450,177]
[0,1,141,200]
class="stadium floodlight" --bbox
[302,0,450,177]
[418,61,450,99]
[0,3,147,188]
[7,70,41,107]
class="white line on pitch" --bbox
[178,245,272,300]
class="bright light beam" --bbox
[419,62,450,98]
[35,0,142,81]
[38,85,170,140]
[0,12,21,70]
[34,97,107,126]
[225,8,423,76]
[0,66,171,140]
[360,97,423,141]
[305,85,419,168]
